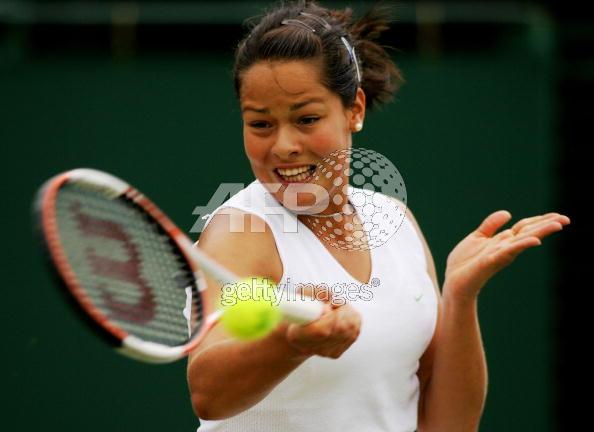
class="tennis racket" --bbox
[34,168,324,364]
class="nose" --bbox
[271,126,302,160]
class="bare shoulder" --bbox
[196,207,283,283]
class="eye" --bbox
[249,121,272,129]
[299,116,320,126]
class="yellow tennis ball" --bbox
[220,276,281,340]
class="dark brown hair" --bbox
[233,0,404,111]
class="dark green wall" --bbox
[1,23,557,432]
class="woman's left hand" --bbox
[443,210,570,302]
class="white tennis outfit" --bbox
[196,180,438,432]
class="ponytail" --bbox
[332,4,404,109]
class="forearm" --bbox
[419,290,488,431]
[187,324,308,420]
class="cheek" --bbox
[243,133,268,167]
[308,128,348,158]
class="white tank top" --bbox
[196,180,438,432]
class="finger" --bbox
[510,215,549,234]
[315,318,358,359]
[333,305,361,336]
[512,213,569,235]
[511,221,563,244]
[322,339,357,359]
[476,210,512,238]
[486,236,541,269]
[286,311,336,344]
[494,228,515,241]
[491,221,562,255]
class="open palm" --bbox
[443,210,570,300]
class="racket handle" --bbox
[278,298,325,324]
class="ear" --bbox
[348,88,366,133]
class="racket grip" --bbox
[278,298,325,324]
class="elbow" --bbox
[188,355,223,420]
[190,392,218,421]
[190,391,233,421]
[188,356,236,421]
[190,392,206,420]
[191,393,212,420]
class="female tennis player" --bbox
[186,1,570,431]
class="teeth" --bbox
[276,165,314,182]
[277,166,311,176]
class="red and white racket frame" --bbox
[36,168,220,363]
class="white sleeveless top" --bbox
[196,180,438,432]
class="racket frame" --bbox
[36,168,217,363]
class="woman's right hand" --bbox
[281,286,362,359]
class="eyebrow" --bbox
[241,98,325,114]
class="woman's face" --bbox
[239,60,365,214]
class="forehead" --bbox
[240,60,334,107]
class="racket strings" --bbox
[55,184,203,346]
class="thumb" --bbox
[476,210,512,238]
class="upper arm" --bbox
[187,208,283,363]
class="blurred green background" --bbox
[1,1,582,431]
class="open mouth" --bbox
[274,165,317,183]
